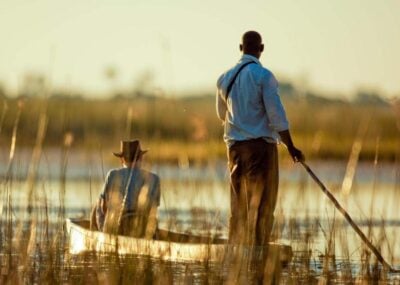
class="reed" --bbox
[0,100,22,284]
[0,100,8,137]
[0,98,398,284]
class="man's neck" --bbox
[243,52,260,59]
[123,162,139,168]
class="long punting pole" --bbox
[300,161,400,273]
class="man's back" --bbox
[97,167,160,236]
[105,167,160,211]
[216,54,289,147]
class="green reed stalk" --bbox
[0,101,22,284]
[126,106,133,138]
[59,133,73,223]
[15,106,48,282]
[341,118,369,196]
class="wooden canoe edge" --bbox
[65,218,292,264]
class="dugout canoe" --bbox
[65,218,292,264]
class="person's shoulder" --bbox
[217,71,227,88]
[217,64,237,88]
[255,64,272,77]
[103,168,121,187]
[108,167,126,175]
[258,65,278,87]
[106,168,118,178]
[140,169,160,182]
[108,167,133,179]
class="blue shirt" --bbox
[216,54,289,147]
[96,166,160,231]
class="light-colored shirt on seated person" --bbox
[216,54,289,147]
[96,166,160,234]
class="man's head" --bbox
[240,31,264,59]
[113,140,147,166]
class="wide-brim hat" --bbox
[113,140,148,160]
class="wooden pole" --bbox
[300,161,400,273]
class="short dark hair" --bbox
[242,31,263,53]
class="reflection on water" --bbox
[62,253,227,284]
[3,159,399,222]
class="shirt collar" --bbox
[240,54,262,66]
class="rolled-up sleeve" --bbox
[262,73,289,132]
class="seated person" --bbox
[93,140,160,239]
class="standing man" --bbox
[216,31,304,247]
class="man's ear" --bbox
[239,44,243,51]
[260,44,264,52]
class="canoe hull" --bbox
[66,219,292,264]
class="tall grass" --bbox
[0,96,398,284]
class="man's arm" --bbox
[279,130,305,162]
[216,89,227,122]
[144,205,158,239]
[216,73,227,122]
[90,204,98,231]
[95,197,105,231]
[260,72,305,162]
[95,170,112,231]
[144,175,161,239]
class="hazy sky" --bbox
[1,0,400,97]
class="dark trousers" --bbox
[228,138,279,246]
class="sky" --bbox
[1,0,400,97]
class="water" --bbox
[1,149,400,282]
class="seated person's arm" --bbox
[95,196,107,231]
[96,170,113,231]
[144,205,158,239]
[144,175,161,239]
[90,204,98,230]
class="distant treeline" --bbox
[0,84,399,161]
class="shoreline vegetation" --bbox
[0,88,399,163]
[0,83,399,283]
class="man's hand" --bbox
[288,145,305,162]
[278,130,305,163]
